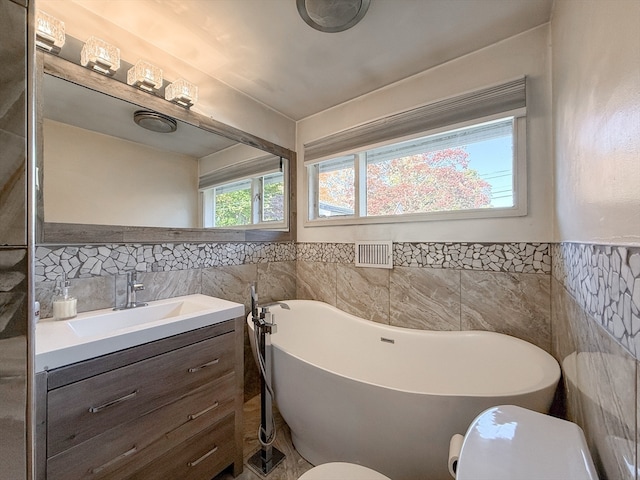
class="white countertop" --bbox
[36,294,244,373]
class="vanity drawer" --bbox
[47,374,236,480]
[48,332,234,456]
[129,414,236,480]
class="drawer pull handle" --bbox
[91,445,137,474]
[188,358,219,373]
[89,390,138,413]
[187,446,218,467]
[188,401,220,420]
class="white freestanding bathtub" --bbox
[247,300,560,480]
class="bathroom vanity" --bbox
[35,295,245,480]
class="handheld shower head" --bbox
[250,282,259,320]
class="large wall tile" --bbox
[296,261,336,305]
[0,134,26,246]
[0,248,27,337]
[461,271,551,351]
[637,363,640,480]
[36,276,114,319]
[0,247,27,480]
[551,277,585,424]
[202,264,257,312]
[202,264,258,401]
[0,0,26,247]
[336,265,389,324]
[124,269,202,305]
[390,267,460,330]
[257,261,296,303]
[574,317,637,480]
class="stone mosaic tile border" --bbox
[35,242,296,282]
[297,242,551,274]
[37,241,552,283]
[552,243,640,357]
[396,242,551,273]
[296,242,355,264]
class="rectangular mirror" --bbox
[37,52,296,244]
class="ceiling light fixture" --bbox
[133,110,177,133]
[35,11,65,54]
[81,36,120,76]
[165,78,198,108]
[127,60,163,92]
[297,0,370,33]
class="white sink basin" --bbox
[36,294,244,372]
[67,298,210,338]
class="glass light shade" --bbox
[36,11,65,54]
[127,60,163,92]
[165,78,198,108]
[81,36,120,76]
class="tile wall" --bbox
[35,240,640,478]
[0,1,28,478]
[552,242,640,480]
[297,242,553,351]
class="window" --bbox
[200,157,287,229]
[307,116,525,224]
[305,78,527,225]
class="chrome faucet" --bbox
[115,271,147,310]
[261,301,290,312]
[250,283,289,333]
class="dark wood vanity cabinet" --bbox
[36,319,244,480]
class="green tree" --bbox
[215,188,251,226]
[214,179,284,226]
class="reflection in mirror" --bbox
[44,74,270,229]
[38,53,295,243]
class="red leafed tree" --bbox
[319,165,355,212]
[366,148,491,215]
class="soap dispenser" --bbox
[52,273,77,320]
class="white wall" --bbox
[552,0,640,245]
[44,120,199,228]
[296,25,553,243]
[199,143,268,176]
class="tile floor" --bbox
[214,395,313,480]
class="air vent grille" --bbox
[355,241,393,269]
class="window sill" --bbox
[304,205,527,228]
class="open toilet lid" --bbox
[456,405,598,480]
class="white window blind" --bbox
[199,154,283,190]
[304,77,526,162]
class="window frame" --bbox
[200,162,288,230]
[304,110,527,227]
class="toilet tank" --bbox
[456,405,598,480]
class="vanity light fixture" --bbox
[35,11,65,54]
[133,110,177,133]
[127,60,163,92]
[80,36,120,76]
[165,78,198,108]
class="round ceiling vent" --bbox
[297,0,370,33]
[133,110,177,133]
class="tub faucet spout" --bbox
[261,301,290,311]
[258,302,289,335]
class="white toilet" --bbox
[298,404,598,480]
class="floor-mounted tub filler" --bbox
[247,300,561,480]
